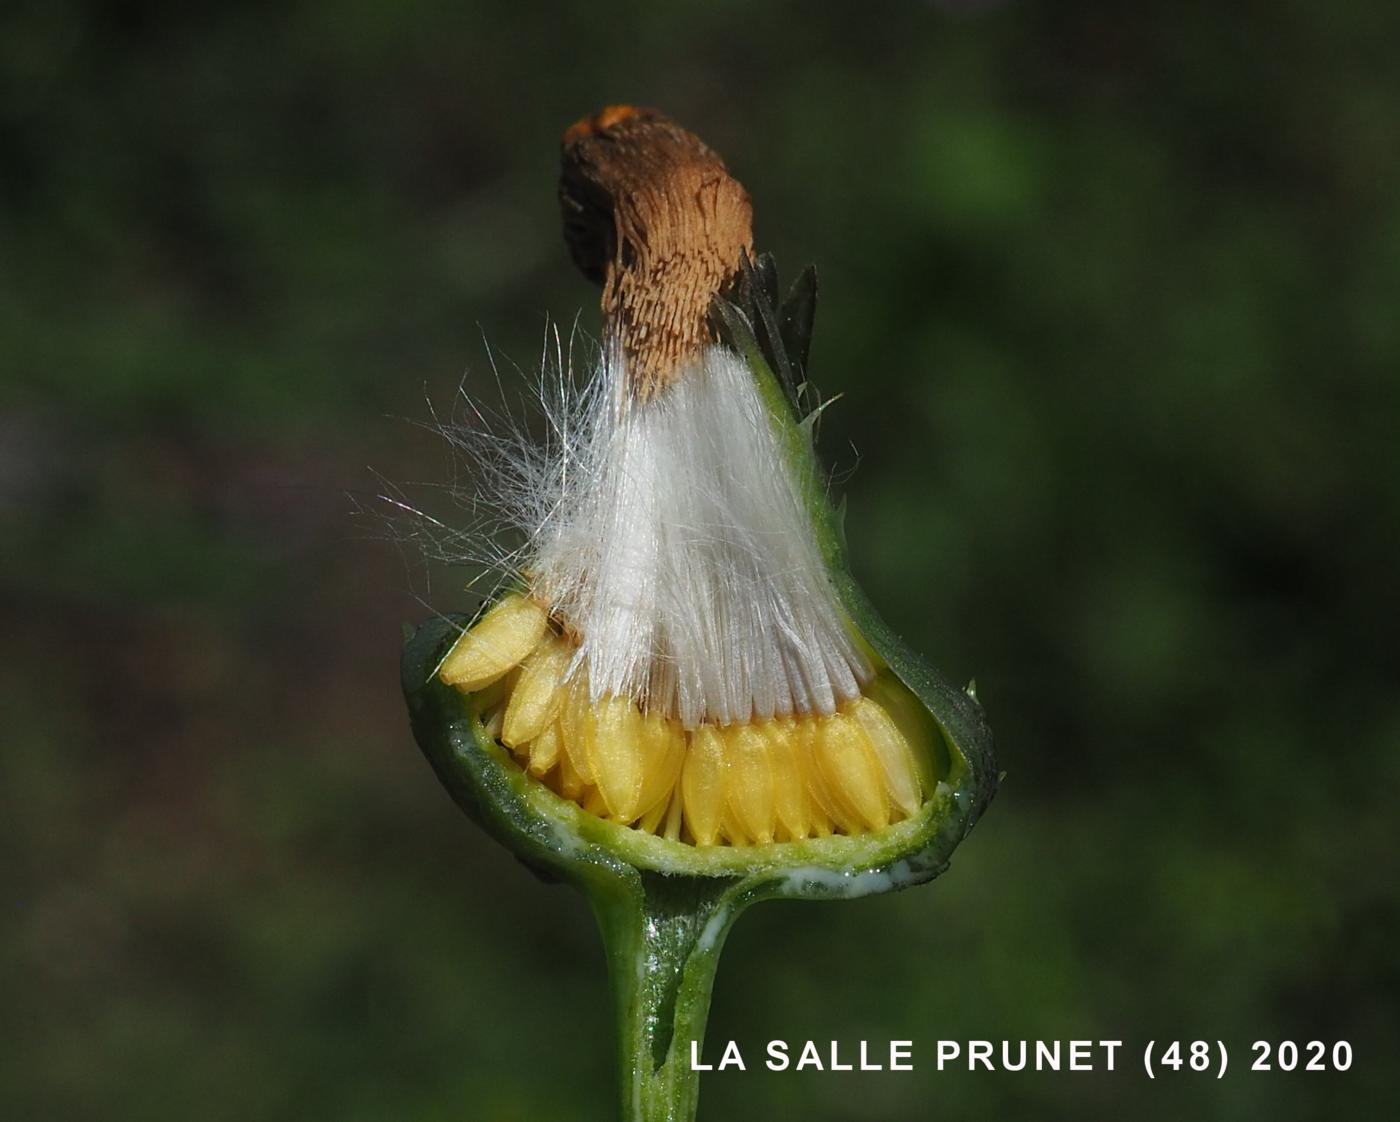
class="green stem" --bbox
[591,873,745,1122]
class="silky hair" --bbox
[386,329,869,729]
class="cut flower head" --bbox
[407,104,995,880]
[401,105,997,1122]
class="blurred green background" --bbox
[4,2,1398,1119]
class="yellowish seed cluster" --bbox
[439,594,931,846]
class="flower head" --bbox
[428,108,962,846]
[403,105,997,1122]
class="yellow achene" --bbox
[441,593,938,848]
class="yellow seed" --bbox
[814,710,889,831]
[472,678,509,746]
[723,724,776,845]
[761,719,809,841]
[791,716,861,835]
[681,725,727,846]
[867,674,939,791]
[637,790,670,835]
[502,636,572,748]
[556,745,586,799]
[721,808,748,846]
[636,713,686,819]
[588,696,646,822]
[663,787,684,841]
[527,720,563,776]
[581,786,608,817]
[439,593,548,692]
[850,696,923,818]
[559,679,597,785]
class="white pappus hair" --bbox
[427,335,871,729]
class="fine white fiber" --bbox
[423,335,870,729]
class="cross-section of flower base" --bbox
[401,107,997,1122]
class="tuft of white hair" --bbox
[389,331,872,728]
[529,343,870,728]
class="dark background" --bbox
[3,2,1398,1119]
